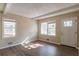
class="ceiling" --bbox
[5,3,78,18]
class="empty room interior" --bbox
[0,3,79,56]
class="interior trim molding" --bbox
[39,39,60,45]
[75,47,79,50]
[33,4,79,20]
[0,39,37,50]
[0,43,21,50]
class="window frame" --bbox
[2,19,16,38]
[40,22,48,35]
[64,20,72,27]
[40,21,56,36]
[47,22,56,36]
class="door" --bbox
[61,17,77,47]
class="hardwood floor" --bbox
[0,41,78,56]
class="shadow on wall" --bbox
[21,36,30,44]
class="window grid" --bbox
[41,21,56,36]
[3,20,16,38]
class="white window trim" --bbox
[40,22,47,35]
[47,22,56,36]
[2,19,16,38]
[40,21,56,36]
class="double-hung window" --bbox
[3,19,16,38]
[41,22,47,35]
[48,22,56,36]
[41,21,56,36]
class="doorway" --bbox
[61,17,77,47]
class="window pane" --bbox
[4,21,16,38]
[48,23,56,36]
[48,29,56,35]
[48,23,56,29]
[41,22,47,35]
[64,20,72,27]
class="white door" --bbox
[61,17,77,47]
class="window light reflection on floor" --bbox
[21,42,44,49]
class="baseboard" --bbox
[21,39,37,44]
[75,47,79,50]
[0,43,21,50]
[39,39,60,45]
[0,40,37,50]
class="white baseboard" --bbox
[49,41,60,45]
[39,39,60,45]
[0,43,21,50]
[75,47,79,50]
[0,40,37,50]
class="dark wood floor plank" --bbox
[0,41,78,56]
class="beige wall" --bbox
[77,11,79,55]
[37,11,79,48]
[78,12,79,47]
[0,12,2,42]
[0,13,37,49]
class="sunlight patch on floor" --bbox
[21,43,44,49]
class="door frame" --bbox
[60,17,77,48]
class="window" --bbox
[41,22,47,35]
[64,20,72,27]
[41,21,56,36]
[3,20,16,38]
[48,23,56,36]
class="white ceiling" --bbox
[5,3,78,18]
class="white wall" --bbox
[0,13,37,49]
